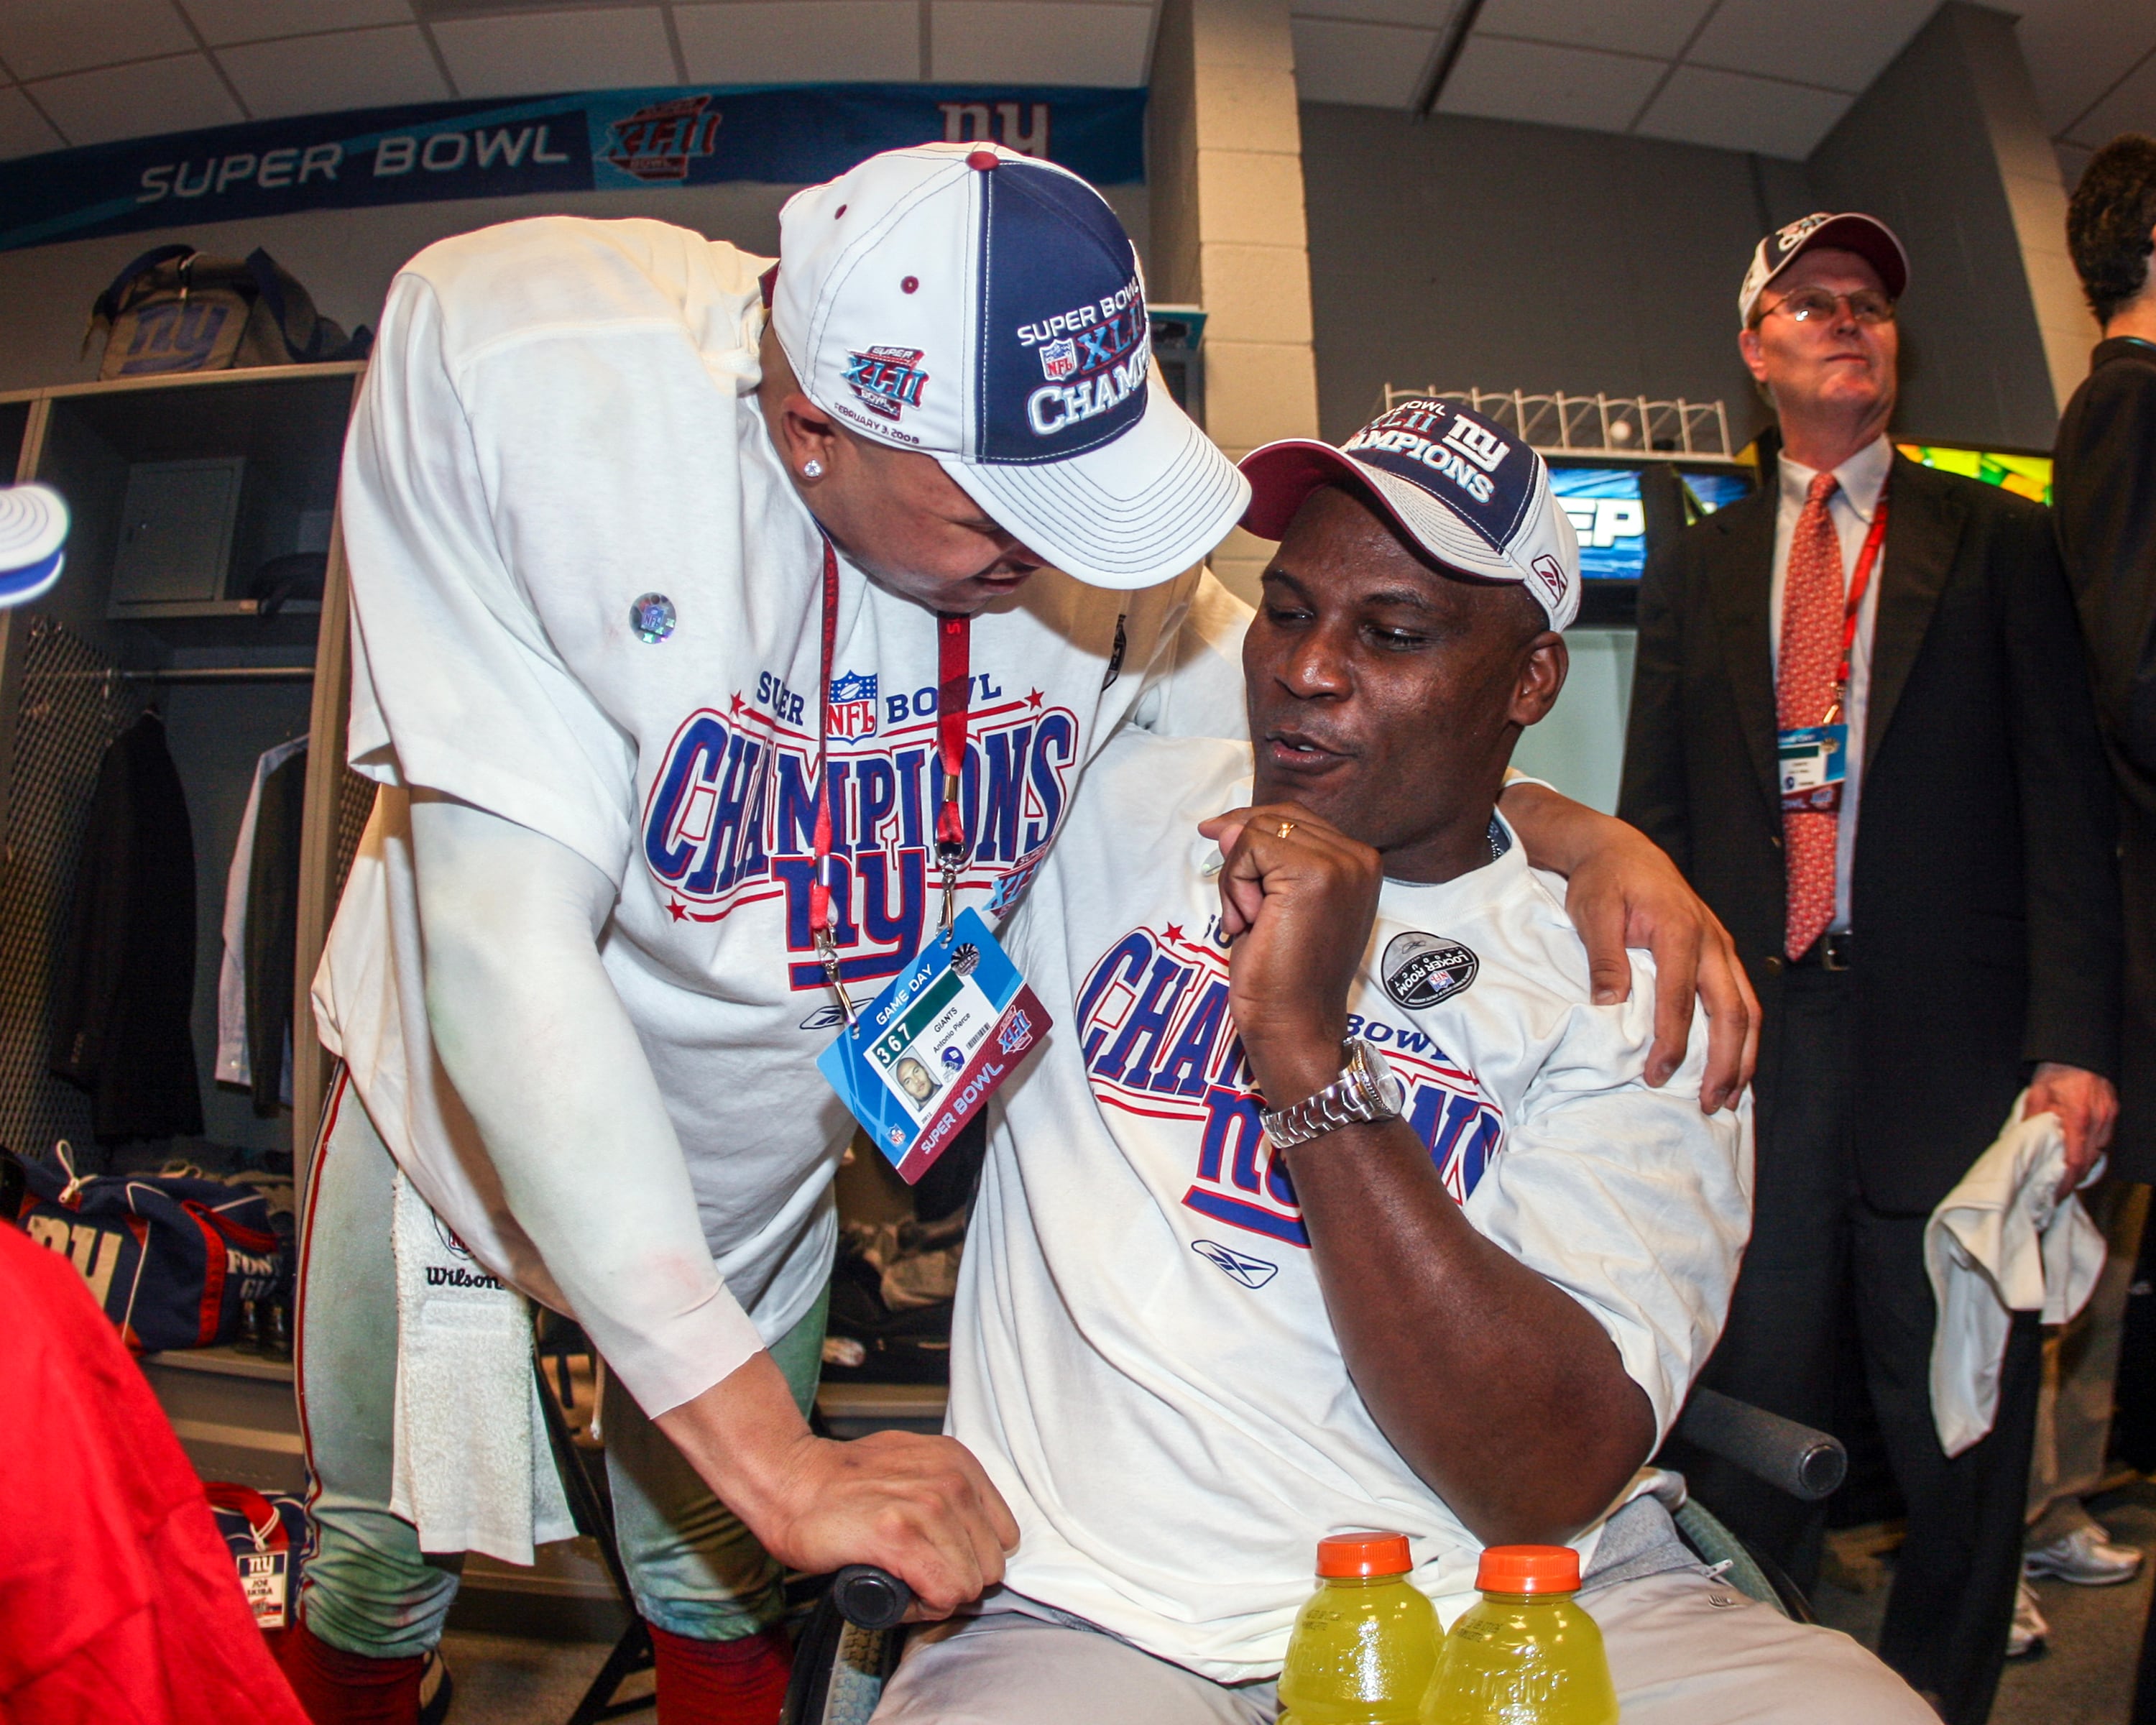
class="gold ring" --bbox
[1275,819,1297,840]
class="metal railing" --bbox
[1378,387,1734,461]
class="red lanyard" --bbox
[1825,484,1889,722]
[808,538,972,1014]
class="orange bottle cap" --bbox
[1317,1532,1414,1578]
[1475,1545,1580,1593]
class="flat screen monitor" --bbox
[1895,443,2052,505]
[1545,459,1755,622]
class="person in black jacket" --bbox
[2059,135,2156,1182]
[1621,212,2122,1725]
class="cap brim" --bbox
[1239,440,1527,584]
[1759,213,1909,308]
[941,378,1250,590]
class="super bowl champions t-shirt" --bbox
[952,730,1754,1682]
[312,216,1250,1415]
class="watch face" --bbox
[1348,1038,1406,1116]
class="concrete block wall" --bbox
[1151,0,1320,602]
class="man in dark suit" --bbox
[1621,212,2122,1725]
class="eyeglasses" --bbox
[1760,287,1897,326]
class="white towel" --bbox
[387,1167,576,1564]
[1925,1094,2106,1457]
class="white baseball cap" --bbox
[1238,398,1580,630]
[1738,211,1909,327]
[0,484,68,608]
[771,142,1249,592]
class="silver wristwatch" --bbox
[1260,1037,1406,1149]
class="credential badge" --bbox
[1382,930,1478,1010]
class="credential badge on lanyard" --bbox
[1778,484,1889,816]
[806,538,1052,1183]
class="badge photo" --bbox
[1382,931,1478,1010]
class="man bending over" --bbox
[874,402,1932,1724]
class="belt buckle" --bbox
[1820,931,1853,971]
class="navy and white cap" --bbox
[1738,211,1909,326]
[771,142,1248,591]
[1238,400,1580,630]
[0,484,68,609]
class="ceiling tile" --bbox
[0,0,197,80]
[0,85,65,160]
[1683,0,1935,96]
[1475,0,1710,61]
[1290,17,1434,107]
[930,1,1154,88]
[218,24,448,117]
[180,0,415,47]
[2062,47,2156,148]
[1635,63,1848,159]
[1290,0,1455,29]
[433,6,677,97]
[2056,140,2092,191]
[30,53,244,146]
[676,1,918,84]
[1435,35,1663,134]
[2010,0,2156,140]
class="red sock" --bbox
[649,1622,793,1725]
[273,1620,425,1725]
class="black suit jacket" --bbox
[1621,446,2121,1213]
[2055,336,2156,1180]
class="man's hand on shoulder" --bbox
[1198,804,1380,1105]
[2024,1062,2120,1200]
[1498,782,1757,1113]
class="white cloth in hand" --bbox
[1925,1094,2105,1457]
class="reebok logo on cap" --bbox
[1236,400,1580,630]
[771,143,1248,591]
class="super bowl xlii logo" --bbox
[603,94,722,183]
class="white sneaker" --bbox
[2024,1523,2145,1586]
[2007,1579,2049,1658]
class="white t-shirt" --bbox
[312,216,1251,1414]
[953,730,1754,1682]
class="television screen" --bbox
[1896,443,2051,504]
[1549,465,1649,580]
[1682,469,1751,518]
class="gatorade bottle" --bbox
[1421,1545,1617,1725]
[1279,1532,1442,1725]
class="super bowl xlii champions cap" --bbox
[1238,399,1581,630]
[0,484,68,609]
[1738,211,1909,326]
[770,142,1249,592]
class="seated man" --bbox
[875,402,1932,1724]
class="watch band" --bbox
[1261,1038,1404,1149]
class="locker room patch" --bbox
[1382,931,1478,1009]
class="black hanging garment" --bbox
[50,712,203,1142]
[243,744,306,1116]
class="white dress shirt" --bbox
[1768,434,1892,934]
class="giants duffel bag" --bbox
[84,244,372,379]
[8,1144,284,1351]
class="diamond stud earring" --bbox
[802,459,824,479]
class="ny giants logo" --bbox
[642,679,1077,990]
[844,346,930,421]
[1077,924,1503,1248]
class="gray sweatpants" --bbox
[872,1501,1935,1725]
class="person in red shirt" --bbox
[0,1215,310,1725]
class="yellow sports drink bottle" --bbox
[1422,1545,1617,1724]
[1279,1532,1442,1725]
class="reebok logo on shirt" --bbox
[1075,920,1506,1248]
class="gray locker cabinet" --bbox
[110,456,246,610]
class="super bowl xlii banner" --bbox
[0,83,1147,254]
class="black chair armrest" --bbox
[1673,1386,1846,1502]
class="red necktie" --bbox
[1779,471,1843,961]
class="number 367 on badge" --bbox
[816,909,1051,1184]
